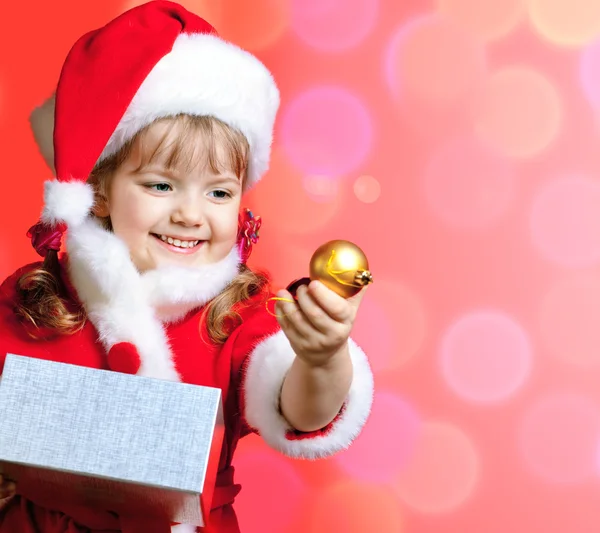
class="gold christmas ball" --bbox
[309,240,373,298]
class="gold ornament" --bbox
[309,240,373,298]
[273,240,374,314]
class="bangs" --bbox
[134,114,249,179]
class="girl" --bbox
[0,1,374,532]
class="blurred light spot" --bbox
[423,136,515,230]
[336,392,421,482]
[235,450,306,533]
[250,150,340,235]
[291,0,379,52]
[308,482,404,532]
[385,14,486,105]
[354,175,381,203]
[441,310,532,403]
[579,39,600,109]
[352,280,427,371]
[527,0,600,47]
[530,176,600,268]
[540,275,600,367]
[216,0,289,51]
[473,66,562,159]
[303,174,340,203]
[519,393,600,484]
[438,0,525,41]
[281,86,373,177]
[395,421,479,513]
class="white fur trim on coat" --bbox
[65,217,241,381]
[243,331,374,459]
[99,32,279,189]
[41,180,94,228]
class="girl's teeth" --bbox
[158,235,199,249]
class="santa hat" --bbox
[39,0,279,231]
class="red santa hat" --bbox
[40,0,279,230]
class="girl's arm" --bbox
[280,343,352,432]
[234,285,373,459]
[276,281,365,432]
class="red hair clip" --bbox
[237,208,261,263]
[27,221,66,258]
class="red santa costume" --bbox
[0,2,374,532]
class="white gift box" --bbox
[0,354,224,526]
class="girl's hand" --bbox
[0,474,16,500]
[275,280,367,367]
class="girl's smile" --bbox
[151,233,205,254]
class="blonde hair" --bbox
[16,114,269,343]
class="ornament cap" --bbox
[355,270,374,287]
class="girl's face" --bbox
[95,120,244,273]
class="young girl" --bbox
[0,1,373,532]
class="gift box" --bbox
[0,354,224,526]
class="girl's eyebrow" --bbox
[214,175,240,184]
[136,164,179,178]
[205,172,241,185]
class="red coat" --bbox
[0,253,374,533]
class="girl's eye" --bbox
[210,190,231,199]
[149,183,172,192]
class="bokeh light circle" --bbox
[441,311,532,403]
[530,176,600,268]
[539,276,600,367]
[234,450,306,533]
[519,393,600,484]
[579,39,600,110]
[216,0,289,51]
[302,175,340,203]
[351,279,427,372]
[308,482,403,533]
[291,0,379,52]
[248,150,340,235]
[385,14,486,105]
[395,421,479,513]
[438,0,525,42]
[528,0,600,48]
[423,136,515,230]
[281,86,373,177]
[336,392,421,482]
[354,175,381,203]
[473,66,562,159]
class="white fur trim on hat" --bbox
[99,32,279,189]
[41,180,94,228]
[243,332,374,459]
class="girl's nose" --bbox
[171,196,204,227]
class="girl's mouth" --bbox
[152,233,204,254]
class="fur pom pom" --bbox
[41,180,94,228]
